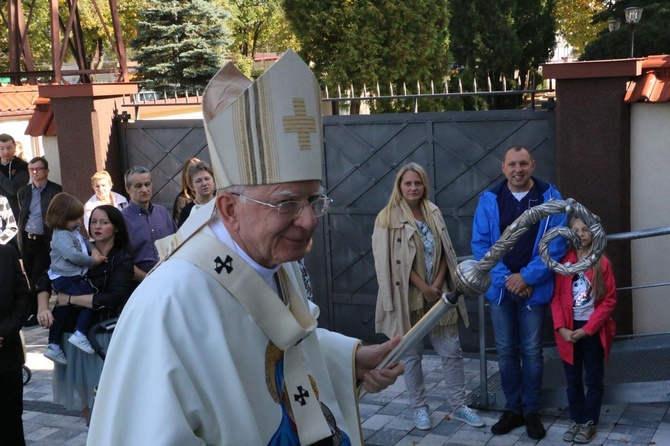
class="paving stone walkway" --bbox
[22,324,670,445]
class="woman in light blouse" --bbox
[83,170,128,233]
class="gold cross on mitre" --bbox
[282,98,317,150]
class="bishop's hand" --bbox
[355,335,404,394]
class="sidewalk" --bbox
[22,324,670,445]
[22,325,88,446]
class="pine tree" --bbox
[131,0,231,94]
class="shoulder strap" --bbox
[170,228,333,443]
[170,228,316,350]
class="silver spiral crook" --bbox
[365,198,606,394]
[538,199,607,276]
[454,198,606,296]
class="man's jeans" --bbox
[489,291,546,414]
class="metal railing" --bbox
[469,224,670,409]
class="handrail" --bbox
[606,225,670,241]
[472,221,670,407]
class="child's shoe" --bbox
[68,333,95,354]
[574,421,596,444]
[44,346,67,365]
[562,421,580,442]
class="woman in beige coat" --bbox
[372,163,484,431]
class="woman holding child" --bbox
[37,205,135,419]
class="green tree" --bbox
[581,0,670,60]
[554,0,607,54]
[228,0,296,58]
[226,0,298,78]
[282,0,451,113]
[130,0,232,94]
[449,0,556,109]
[1,0,147,76]
[77,0,148,65]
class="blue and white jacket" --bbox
[471,177,567,306]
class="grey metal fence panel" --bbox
[320,109,555,347]
[117,108,555,349]
[118,120,209,211]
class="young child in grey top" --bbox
[43,193,106,365]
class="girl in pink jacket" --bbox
[551,217,616,444]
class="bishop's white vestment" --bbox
[87,223,363,445]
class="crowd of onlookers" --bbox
[0,132,217,444]
[0,130,616,445]
[371,147,616,444]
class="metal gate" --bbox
[117,107,556,348]
[316,109,556,348]
[117,120,211,211]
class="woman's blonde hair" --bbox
[569,217,605,300]
[90,170,113,188]
[376,163,430,228]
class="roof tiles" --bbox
[25,100,56,137]
[625,55,670,103]
[0,85,39,117]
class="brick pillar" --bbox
[543,59,642,334]
[38,83,138,203]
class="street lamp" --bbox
[625,6,643,58]
[608,19,621,32]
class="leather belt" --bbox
[26,232,45,240]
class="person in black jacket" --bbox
[0,244,32,445]
[17,157,62,324]
[36,205,135,421]
[0,134,30,229]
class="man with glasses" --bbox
[17,157,62,324]
[89,50,403,446]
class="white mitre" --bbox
[202,49,324,187]
[155,51,324,263]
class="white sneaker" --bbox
[44,346,67,365]
[413,407,432,430]
[451,405,485,427]
[68,334,95,354]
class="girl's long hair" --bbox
[570,217,605,300]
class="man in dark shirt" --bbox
[0,134,29,243]
[121,166,177,281]
[471,146,567,440]
[17,157,62,323]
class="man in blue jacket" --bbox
[471,146,566,440]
